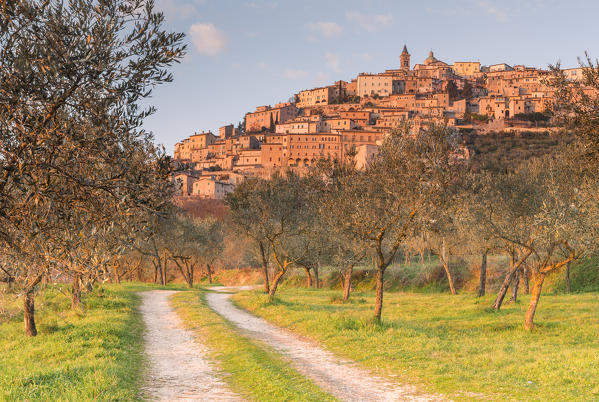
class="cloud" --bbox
[477,1,506,21]
[345,11,393,32]
[155,0,204,21]
[283,69,308,79]
[308,21,343,38]
[189,23,226,55]
[325,52,341,72]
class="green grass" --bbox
[171,290,337,401]
[0,284,145,401]
[233,288,599,401]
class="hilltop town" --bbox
[173,46,584,199]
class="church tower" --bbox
[400,45,410,70]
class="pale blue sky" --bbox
[145,0,598,154]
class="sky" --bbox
[144,0,599,154]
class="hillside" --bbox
[465,130,573,171]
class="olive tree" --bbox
[165,215,223,288]
[549,54,599,164]
[227,173,314,298]
[318,157,367,300]
[226,177,274,293]
[263,173,315,299]
[328,124,463,321]
[0,0,184,335]
[478,152,597,329]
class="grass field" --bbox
[233,288,599,401]
[0,284,145,401]
[1,267,596,401]
[171,290,336,401]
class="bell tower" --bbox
[400,44,410,70]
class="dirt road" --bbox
[206,287,443,402]
[139,290,242,401]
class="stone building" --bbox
[296,86,339,108]
[452,61,480,77]
[245,102,299,133]
[400,45,410,70]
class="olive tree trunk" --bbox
[303,266,312,287]
[162,250,168,286]
[440,240,456,295]
[343,263,354,301]
[186,262,194,288]
[23,274,43,337]
[24,291,37,337]
[72,272,82,309]
[524,273,545,330]
[137,261,143,282]
[113,262,120,284]
[565,262,571,293]
[268,270,286,300]
[509,269,520,303]
[206,264,213,284]
[259,241,270,293]
[478,252,487,297]
[494,250,531,311]
[441,260,457,295]
[373,268,385,321]
[153,257,163,285]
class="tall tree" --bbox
[446,80,459,101]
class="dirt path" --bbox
[206,287,444,402]
[139,290,242,401]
